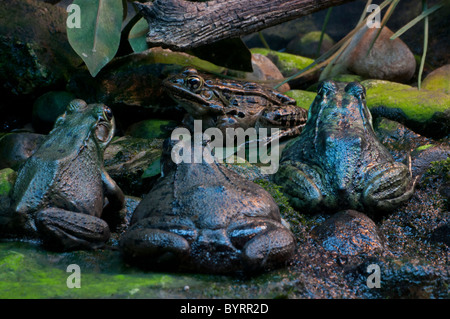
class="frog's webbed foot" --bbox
[35,208,110,251]
[228,219,296,272]
[362,162,416,212]
[273,161,324,213]
[119,220,194,269]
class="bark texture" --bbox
[136,0,357,50]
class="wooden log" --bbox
[136,0,357,50]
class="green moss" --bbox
[415,144,435,151]
[250,48,314,75]
[362,80,450,122]
[0,168,16,197]
[284,90,316,110]
[421,65,450,94]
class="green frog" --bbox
[9,99,125,251]
[274,81,415,214]
[120,134,296,274]
[162,68,307,140]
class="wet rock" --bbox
[362,80,450,139]
[311,210,384,257]
[411,144,450,180]
[125,119,177,140]
[0,0,81,98]
[320,26,416,83]
[103,136,163,197]
[32,91,76,133]
[250,48,317,88]
[422,64,450,94]
[245,53,290,92]
[0,133,45,170]
[286,31,334,58]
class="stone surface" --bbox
[0,0,81,98]
[0,132,45,170]
[320,26,416,83]
[103,136,163,197]
[245,53,290,92]
[422,64,450,94]
[311,210,384,256]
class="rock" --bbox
[245,53,290,92]
[0,0,81,98]
[362,80,450,139]
[411,144,450,180]
[311,210,384,256]
[250,48,314,77]
[320,26,416,83]
[0,133,45,170]
[103,136,163,197]
[32,91,76,133]
[422,64,450,94]
[125,119,177,140]
[286,31,335,58]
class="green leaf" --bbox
[128,17,150,53]
[67,0,123,77]
[142,157,161,179]
[390,3,442,40]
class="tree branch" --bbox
[136,0,357,50]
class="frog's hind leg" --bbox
[228,219,296,272]
[119,225,191,270]
[35,208,110,251]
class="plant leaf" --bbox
[67,0,123,77]
[128,17,150,53]
[390,3,442,40]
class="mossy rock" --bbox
[421,64,450,94]
[362,80,450,138]
[284,90,316,110]
[250,48,314,76]
[0,168,16,198]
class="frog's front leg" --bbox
[228,219,296,271]
[35,208,110,251]
[273,161,325,212]
[362,162,416,212]
[101,171,125,229]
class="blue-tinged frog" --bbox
[8,99,125,251]
[274,81,415,214]
[120,134,296,274]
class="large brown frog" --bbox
[163,68,307,140]
[120,134,296,274]
[274,81,415,214]
[8,99,125,251]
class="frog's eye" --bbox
[103,106,113,121]
[345,82,366,99]
[317,81,337,97]
[186,76,203,92]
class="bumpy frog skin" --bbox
[163,68,307,140]
[120,135,296,274]
[9,99,125,251]
[274,81,415,214]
